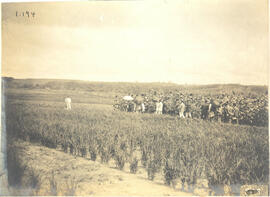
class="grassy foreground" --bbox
[5,92,268,187]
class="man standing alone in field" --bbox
[65,97,72,110]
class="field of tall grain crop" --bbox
[4,88,268,189]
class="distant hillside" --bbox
[2,77,268,96]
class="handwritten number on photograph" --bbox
[16,11,35,18]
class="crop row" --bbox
[6,100,269,188]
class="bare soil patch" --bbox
[9,140,193,196]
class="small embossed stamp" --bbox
[240,185,268,196]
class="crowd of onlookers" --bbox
[113,91,268,127]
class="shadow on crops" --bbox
[6,141,40,196]
[7,142,24,187]
[7,141,80,195]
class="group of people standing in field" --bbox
[154,99,192,118]
[178,100,192,118]
[114,94,195,119]
[200,99,240,124]
[65,90,267,126]
[180,98,240,124]
[115,93,265,124]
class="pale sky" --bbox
[1,0,269,85]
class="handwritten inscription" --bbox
[16,11,35,18]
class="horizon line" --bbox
[2,76,268,87]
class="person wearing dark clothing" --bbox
[185,101,192,118]
[201,104,209,120]
[208,99,219,121]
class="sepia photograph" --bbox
[0,0,269,196]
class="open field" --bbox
[3,79,269,195]
[2,0,269,195]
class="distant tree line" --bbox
[2,77,268,97]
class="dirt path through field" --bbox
[11,140,193,196]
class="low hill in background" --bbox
[2,77,268,96]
